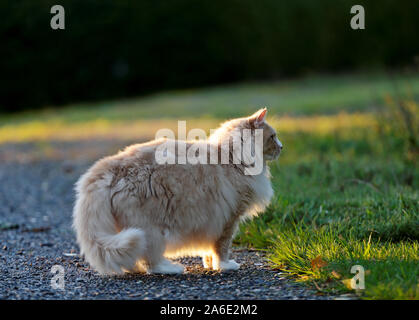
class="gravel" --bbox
[0,141,335,300]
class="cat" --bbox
[73,108,282,275]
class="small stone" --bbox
[40,243,53,247]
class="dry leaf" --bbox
[342,279,353,290]
[331,270,341,279]
[311,256,328,270]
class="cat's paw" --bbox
[202,255,213,269]
[148,259,184,274]
[217,259,240,272]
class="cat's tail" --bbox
[72,172,146,275]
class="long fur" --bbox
[73,109,282,274]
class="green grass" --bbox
[235,127,419,299]
[2,71,418,299]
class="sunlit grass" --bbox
[0,118,219,144]
[235,125,419,299]
[0,113,375,144]
[267,227,419,299]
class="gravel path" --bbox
[0,141,334,300]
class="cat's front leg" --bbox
[203,253,240,271]
[202,254,213,269]
[214,258,240,271]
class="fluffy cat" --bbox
[73,108,282,275]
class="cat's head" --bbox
[210,108,283,162]
[246,108,283,161]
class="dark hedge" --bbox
[0,0,418,111]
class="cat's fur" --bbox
[73,108,282,275]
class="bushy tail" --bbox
[73,176,145,275]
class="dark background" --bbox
[1,0,418,112]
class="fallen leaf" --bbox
[342,278,353,290]
[331,270,341,279]
[311,256,328,270]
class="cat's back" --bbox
[76,139,163,192]
[79,138,245,210]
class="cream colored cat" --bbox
[73,108,282,275]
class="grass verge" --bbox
[235,125,418,299]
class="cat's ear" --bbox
[248,108,267,128]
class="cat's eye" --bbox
[270,134,276,140]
